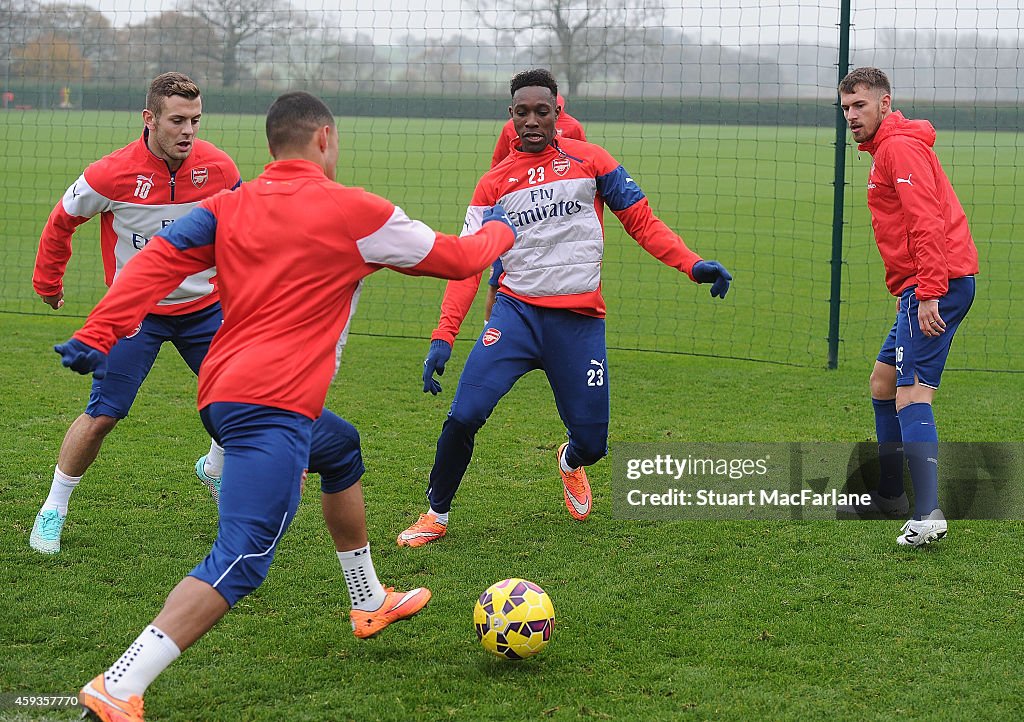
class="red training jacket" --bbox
[73,159,514,420]
[859,110,979,300]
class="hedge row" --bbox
[3,81,1021,131]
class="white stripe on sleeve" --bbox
[62,174,111,219]
[461,205,485,237]
[355,206,436,268]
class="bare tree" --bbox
[398,35,474,94]
[33,3,118,69]
[118,12,220,88]
[12,31,89,83]
[282,30,391,93]
[1,0,39,84]
[469,0,662,96]
[178,0,304,87]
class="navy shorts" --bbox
[308,409,365,494]
[451,293,610,443]
[85,302,223,418]
[877,276,975,389]
[194,402,312,606]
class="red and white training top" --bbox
[33,130,241,315]
[432,137,703,345]
[73,159,514,420]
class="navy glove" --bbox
[692,260,733,299]
[54,338,107,379]
[422,339,453,395]
[487,259,504,288]
[482,204,517,240]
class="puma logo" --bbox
[896,174,913,186]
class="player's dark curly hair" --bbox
[510,68,558,99]
[266,91,335,154]
[838,67,891,95]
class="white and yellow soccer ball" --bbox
[473,578,554,659]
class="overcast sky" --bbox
[84,0,1024,46]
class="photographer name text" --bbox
[626,488,872,508]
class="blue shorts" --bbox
[877,276,975,388]
[194,402,312,606]
[192,403,365,605]
[85,303,223,418]
[451,293,609,446]
[308,409,365,494]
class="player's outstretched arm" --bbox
[410,204,516,280]
[692,260,733,299]
[73,233,215,354]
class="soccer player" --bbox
[56,90,515,722]
[29,72,241,555]
[838,67,978,546]
[398,68,732,547]
[483,93,587,321]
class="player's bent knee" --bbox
[447,382,503,429]
[869,364,896,399]
[310,412,366,494]
[896,385,935,411]
[80,413,120,438]
[209,553,275,607]
[445,409,487,435]
[320,469,363,494]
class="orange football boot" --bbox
[350,586,432,639]
[558,442,592,520]
[396,512,447,547]
[79,674,145,722]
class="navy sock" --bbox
[872,398,904,499]
[898,402,939,519]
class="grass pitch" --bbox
[1,110,1022,370]
[1,313,1021,721]
[1,108,1021,720]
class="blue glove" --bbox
[487,259,504,288]
[482,204,517,240]
[54,338,107,379]
[692,260,733,299]
[422,339,453,395]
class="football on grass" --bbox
[474,578,554,659]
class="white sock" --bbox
[429,508,449,525]
[42,465,81,515]
[337,544,387,611]
[204,440,225,478]
[559,448,576,473]
[104,625,181,700]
